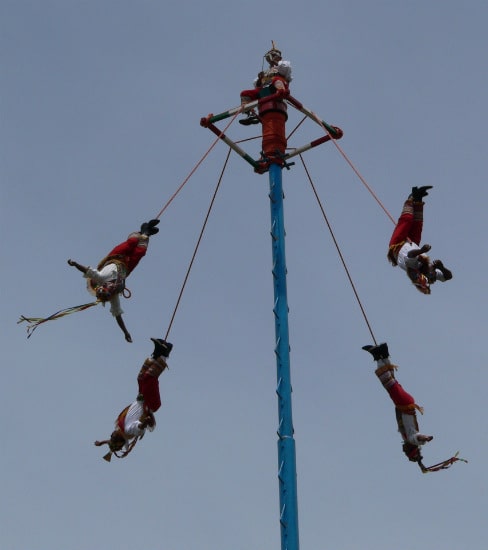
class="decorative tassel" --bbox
[419,452,468,473]
[103,452,112,462]
[18,301,99,338]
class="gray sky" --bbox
[2,1,487,549]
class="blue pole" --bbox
[268,162,300,550]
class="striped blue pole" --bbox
[268,162,300,550]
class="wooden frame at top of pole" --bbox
[200,91,344,174]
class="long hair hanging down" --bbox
[102,435,142,462]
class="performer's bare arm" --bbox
[67,259,88,274]
[115,314,132,343]
[407,244,431,258]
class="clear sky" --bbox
[2,1,487,549]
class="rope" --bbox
[164,148,232,340]
[309,111,396,225]
[234,115,307,146]
[153,110,241,221]
[286,115,307,142]
[235,135,261,145]
[299,154,377,345]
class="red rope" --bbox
[154,110,241,221]
[309,111,396,225]
[286,115,307,142]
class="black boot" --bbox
[239,113,260,126]
[410,186,433,201]
[140,219,160,236]
[151,338,173,358]
[362,343,389,361]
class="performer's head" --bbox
[265,41,282,67]
[408,261,431,295]
[94,430,126,461]
[95,279,125,302]
[108,430,126,453]
[402,442,423,462]
[413,273,431,295]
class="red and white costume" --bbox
[374,356,429,449]
[84,232,149,316]
[364,343,466,472]
[388,199,447,294]
[114,355,167,453]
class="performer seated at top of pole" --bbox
[239,41,293,125]
[94,338,173,461]
[387,186,452,294]
[67,219,160,342]
[239,41,292,166]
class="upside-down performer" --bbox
[94,338,172,462]
[18,220,160,340]
[239,41,292,166]
[67,220,160,342]
[387,186,452,294]
[362,342,466,473]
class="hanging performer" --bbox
[387,186,452,294]
[67,219,160,342]
[239,41,292,166]
[94,338,173,461]
[18,219,161,339]
[362,342,466,473]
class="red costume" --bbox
[388,198,423,264]
[134,357,163,412]
[364,343,466,473]
[97,232,149,276]
[95,339,173,461]
[387,189,452,294]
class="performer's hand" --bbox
[432,259,444,268]
[420,244,431,253]
[68,259,89,274]
[140,414,155,429]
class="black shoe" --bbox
[239,115,260,126]
[410,186,433,201]
[151,338,173,358]
[362,343,389,361]
[146,219,160,235]
[141,219,160,236]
